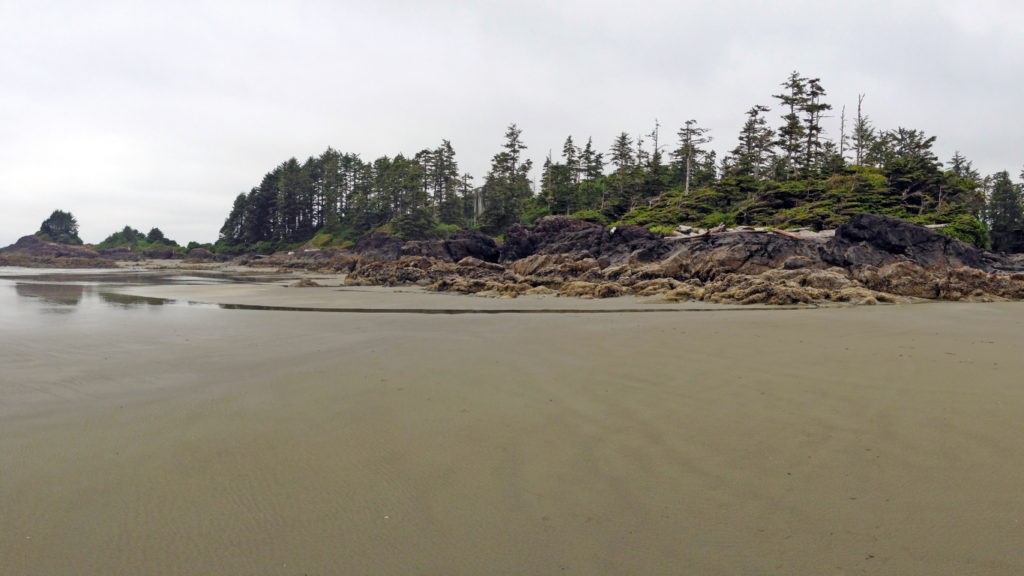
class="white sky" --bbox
[2,0,1023,245]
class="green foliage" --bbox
[613,166,990,247]
[522,198,552,226]
[481,124,534,234]
[211,72,1015,251]
[96,226,180,251]
[38,210,82,245]
[146,228,176,246]
[307,230,335,248]
[647,225,676,235]
[571,210,609,226]
[186,241,216,252]
[391,207,434,240]
[933,214,991,249]
[984,171,1024,253]
[428,223,461,240]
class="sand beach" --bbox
[1,269,1023,574]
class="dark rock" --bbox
[664,232,824,280]
[351,232,405,261]
[143,248,174,260]
[827,213,988,272]
[97,246,143,261]
[498,216,669,264]
[783,256,814,270]
[401,240,453,262]
[456,257,504,272]
[186,248,216,261]
[1,235,103,259]
[444,229,500,263]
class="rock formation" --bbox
[338,214,1024,305]
[0,235,115,268]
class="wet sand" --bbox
[2,274,1024,574]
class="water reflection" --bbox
[99,292,170,307]
[0,268,288,318]
[15,282,86,306]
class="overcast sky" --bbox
[2,0,1022,246]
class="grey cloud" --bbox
[1,0,1021,245]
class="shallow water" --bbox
[0,268,293,328]
[2,267,1024,575]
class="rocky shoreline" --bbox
[5,214,1024,305]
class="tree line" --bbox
[218,72,1024,253]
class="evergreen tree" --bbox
[482,124,533,233]
[39,209,82,245]
[274,159,303,241]
[672,120,713,194]
[607,132,635,212]
[852,94,875,167]
[800,77,832,173]
[986,171,1024,253]
[774,72,808,179]
[433,140,463,226]
[319,148,342,231]
[729,105,774,180]
[562,136,580,213]
[146,227,174,246]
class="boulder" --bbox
[559,281,598,298]
[595,283,626,298]
[142,248,175,260]
[401,240,453,262]
[444,229,500,263]
[827,213,988,272]
[186,248,215,261]
[351,232,405,261]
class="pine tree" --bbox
[220,193,248,242]
[319,148,342,231]
[800,77,832,173]
[774,72,808,179]
[39,209,82,245]
[608,132,634,211]
[852,94,875,167]
[481,124,533,233]
[562,136,580,214]
[673,120,713,194]
[730,105,774,180]
[986,171,1024,253]
[275,159,303,241]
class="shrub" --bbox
[571,210,610,226]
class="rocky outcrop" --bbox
[662,231,826,280]
[141,248,183,260]
[97,246,144,261]
[825,213,989,272]
[351,232,405,261]
[335,214,1024,305]
[499,216,668,264]
[351,228,501,264]
[444,229,501,263]
[0,235,116,268]
[185,248,233,262]
[1,235,103,259]
[400,240,453,262]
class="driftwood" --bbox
[771,229,803,240]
